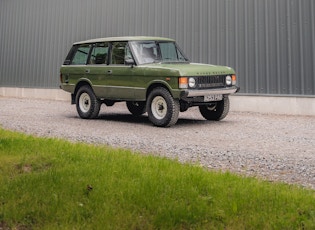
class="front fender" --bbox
[146,79,183,99]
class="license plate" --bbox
[204,94,222,102]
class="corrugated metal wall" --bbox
[0,0,314,95]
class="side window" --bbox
[125,45,133,62]
[63,46,77,65]
[89,43,109,64]
[110,42,130,65]
[159,42,178,61]
[71,45,91,65]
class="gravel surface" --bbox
[1,97,315,189]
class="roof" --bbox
[73,36,175,45]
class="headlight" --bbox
[188,77,196,88]
[226,75,232,85]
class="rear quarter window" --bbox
[71,45,92,65]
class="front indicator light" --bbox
[232,74,237,85]
[179,77,188,88]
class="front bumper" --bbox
[185,86,239,97]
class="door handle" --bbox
[85,69,90,74]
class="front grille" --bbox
[193,75,226,89]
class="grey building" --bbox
[0,0,314,114]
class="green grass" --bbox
[0,128,314,229]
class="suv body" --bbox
[60,36,238,127]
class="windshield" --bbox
[129,41,189,65]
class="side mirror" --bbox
[125,58,135,66]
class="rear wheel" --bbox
[76,85,100,119]
[126,101,146,116]
[147,87,179,127]
[199,96,230,121]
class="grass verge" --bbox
[0,128,315,229]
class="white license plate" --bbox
[204,94,222,102]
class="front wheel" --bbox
[126,101,146,116]
[146,87,180,127]
[199,96,230,121]
[76,85,101,119]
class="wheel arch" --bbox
[71,80,93,104]
[146,81,173,99]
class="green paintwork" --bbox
[60,36,237,101]
[143,63,235,76]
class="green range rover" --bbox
[60,36,239,127]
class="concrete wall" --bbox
[1,87,314,116]
[229,95,315,116]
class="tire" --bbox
[76,85,101,119]
[199,96,230,121]
[146,87,180,127]
[126,101,146,116]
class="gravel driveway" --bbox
[1,97,314,189]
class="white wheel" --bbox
[146,87,179,127]
[75,85,100,119]
[79,92,91,113]
[151,96,167,119]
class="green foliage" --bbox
[0,128,315,229]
